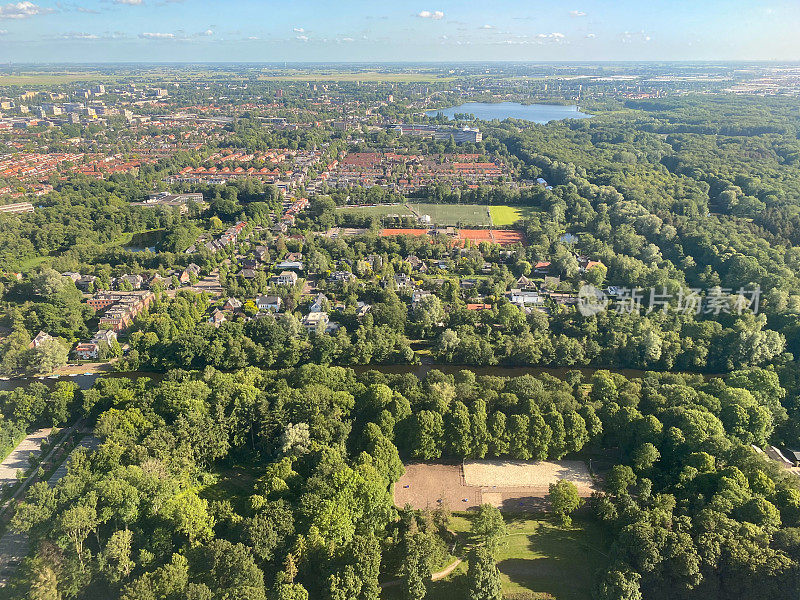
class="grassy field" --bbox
[385,513,607,600]
[489,205,540,226]
[337,202,492,226]
[0,72,115,85]
[337,203,539,227]
[199,466,261,515]
[411,203,492,226]
[335,204,415,219]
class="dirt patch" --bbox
[463,460,594,495]
[395,460,596,513]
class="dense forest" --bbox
[2,365,799,600]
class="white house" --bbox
[508,289,543,306]
[273,271,298,286]
[256,295,282,312]
[302,311,330,333]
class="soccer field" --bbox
[335,204,414,219]
[337,203,537,227]
[338,203,493,226]
[408,203,492,226]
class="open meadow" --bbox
[382,514,607,600]
[489,204,540,226]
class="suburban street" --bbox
[0,428,51,491]
[0,434,101,588]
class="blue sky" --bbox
[0,0,798,62]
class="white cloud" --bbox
[296,34,308,41]
[0,1,52,19]
[570,10,586,17]
[61,31,99,39]
[417,10,444,19]
[198,29,213,36]
[76,6,99,13]
[247,36,259,40]
[479,24,494,29]
[293,27,304,33]
[586,33,596,38]
[621,30,651,43]
[340,36,354,42]
[0,28,7,33]
[115,0,143,4]
[139,31,175,39]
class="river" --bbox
[425,102,592,123]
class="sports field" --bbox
[338,202,493,226]
[410,203,492,226]
[335,204,414,219]
[394,460,596,512]
[337,202,540,227]
[489,204,540,226]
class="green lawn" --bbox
[337,202,493,226]
[409,203,492,226]
[489,205,540,226]
[400,514,607,600]
[198,466,261,515]
[335,204,415,220]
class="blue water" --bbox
[425,102,591,124]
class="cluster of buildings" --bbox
[388,123,483,144]
[0,152,152,185]
[167,147,323,191]
[280,197,309,226]
[74,329,118,360]
[0,152,84,182]
[130,191,205,214]
[0,202,34,214]
[87,290,155,332]
[186,221,248,254]
[322,151,507,192]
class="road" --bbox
[0,434,101,588]
[0,429,51,491]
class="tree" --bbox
[471,504,506,552]
[29,338,69,375]
[631,443,660,472]
[444,401,473,457]
[595,569,642,600]
[280,422,311,456]
[400,532,433,600]
[102,528,135,584]
[59,502,99,571]
[466,546,502,600]
[408,411,444,460]
[606,465,636,496]
[549,480,582,526]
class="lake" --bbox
[425,102,591,124]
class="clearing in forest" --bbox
[394,459,596,512]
